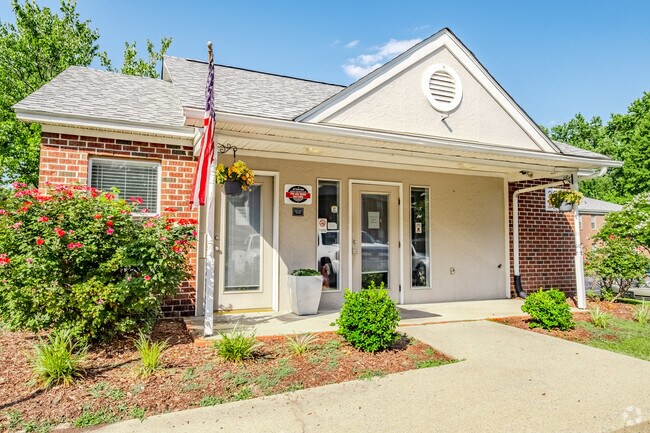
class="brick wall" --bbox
[579,214,606,252]
[39,132,198,316]
[509,180,577,297]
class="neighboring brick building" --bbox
[14,28,621,318]
[577,197,623,251]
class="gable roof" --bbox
[163,56,344,120]
[296,28,559,154]
[552,141,611,160]
[578,197,623,215]
[14,66,186,129]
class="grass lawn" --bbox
[0,320,456,432]
[577,316,650,361]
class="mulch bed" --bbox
[0,320,453,429]
[492,300,637,342]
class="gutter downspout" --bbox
[512,180,565,298]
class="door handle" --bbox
[352,239,358,255]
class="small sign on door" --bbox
[284,185,312,205]
[317,218,327,231]
[368,211,380,229]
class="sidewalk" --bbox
[185,298,528,338]
[98,320,650,433]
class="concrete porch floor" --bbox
[185,298,528,339]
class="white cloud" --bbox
[331,39,341,47]
[413,25,430,32]
[345,39,360,48]
[342,38,422,80]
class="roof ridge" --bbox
[180,57,345,88]
[65,65,171,84]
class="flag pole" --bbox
[203,41,216,337]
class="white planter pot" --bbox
[288,275,323,315]
[558,201,574,212]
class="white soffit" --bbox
[296,29,558,154]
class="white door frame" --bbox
[217,170,280,312]
[348,179,404,304]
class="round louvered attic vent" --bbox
[422,64,463,113]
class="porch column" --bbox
[572,173,586,309]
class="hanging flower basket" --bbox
[548,189,582,212]
[216,160,255,195]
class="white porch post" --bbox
[203,161,217,336]
[572,173,587,309]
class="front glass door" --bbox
[218,176,274,311]
[351,184,400,302]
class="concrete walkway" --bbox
[185,298,528,338]
[98,320,650,433]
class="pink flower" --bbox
[97,299,104,304]
[127,276,132,282]
[36,238,44,246]
[54,227,65,237]
[192,230,198,237]
[130,197,144,205]
[94,214,102,219]
[67,242,82,249]
[160,237,167,241]
[164,207,178,212]
[68,230,74,234]
[104,193,115,200]
[121,209,130,214]
[608,235,616,240]
[106,228,114,235]
[144,221,155,228]
[142,208,149,213]
[37,216,49,222]
[0,254,10,266]
[26,258,33,264]
[0,209,6,215]
[144,275,151,281]
[12,221,23,230]
[106,220,114,227]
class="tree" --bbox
[0,0,172,186]
[99,37,172,79]
[0,0,100,186]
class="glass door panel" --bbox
[361,193,390,289]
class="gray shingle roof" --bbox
[163,56,344,120]
[578,197,623,214]
[14,66,186,128]
[553,140,609,160]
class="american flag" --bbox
[190,53,215,207]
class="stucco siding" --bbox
[211,155,507,312]
[323,47,541,152]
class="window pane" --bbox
[411,187,430,287]
[224,186,261,292]
[317,180,339,290]
[361,193,389,289]
[90,159,159,213]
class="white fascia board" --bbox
[294,30,557,154]
[15,109,196,140]
[215,111,623,169]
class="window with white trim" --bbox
[590,215,597,230]
[89,158,161,215]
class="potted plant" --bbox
[216,160,255,195]
[288,269,323,315]
[548,189,583,212]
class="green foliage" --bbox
[134,332,168,378]
[232,387,253,401]
[0,183,196,342]
[578,316,650,361]
[586,289,600,301]
[589,306,612,329]
[415,358,454,369]
[598,193,650,251]
[585,235,650,297]
[547,189,583,208]
[521,289,575,331]
[289,268,321,276]
[99,37,171,79]
[213,326,262,363]
[335,282,400,352]
[547,93,650,203]
[634,302,650,325]
[200,395,225,406]
[285,332,317,355]
[0,0,100,185]
[29,328,87,388]
[73,407,118,428]
[129,405,146,421]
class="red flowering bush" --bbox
[0,183,196,342]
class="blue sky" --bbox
[1,1,649,128]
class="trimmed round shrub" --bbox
[335,283,400,352]
[0,183,196,342]
[521,288,575,331]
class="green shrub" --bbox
[290,269,320,276]
[521,288,575,331]
[590,306,612,329]
[213,326,262,363]
[286,332,317,355]
[29,329,87,387]
[134,332,168,378]
[585,236,650,300]
[0,183,196,342]
[634,302,650,325]
[335,282,400,352]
